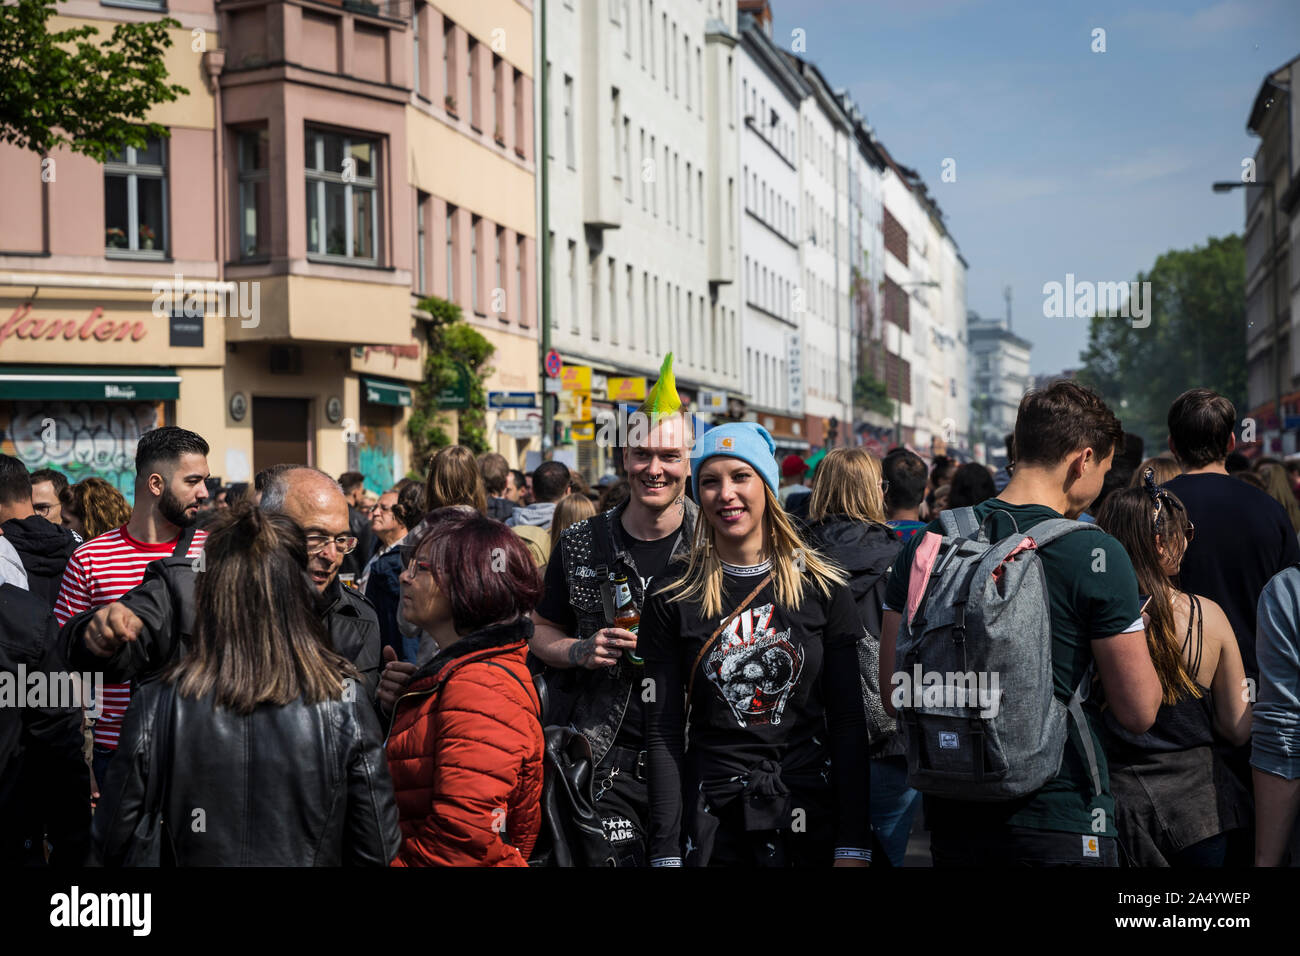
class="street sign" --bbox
[1285,416,1300,431]
[607,376,646,402]
[561,364,592,391]
[488,391,538,409]
[434,363,471,410]
[543,377,563,394]
[570,422,595,441]
[497,418,542,438]
[699,390,727,413]
[544,350,562,378]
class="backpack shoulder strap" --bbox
[1025,517,1103,547]
[485,659,542,723]
[1066,662,1103,798]
[940,506,980,540]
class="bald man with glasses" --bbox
[62,467,383,709]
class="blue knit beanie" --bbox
[690,422,779,503]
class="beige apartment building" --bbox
[0,0,537,499]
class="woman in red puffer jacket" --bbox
[385,508,544,866]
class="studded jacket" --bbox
[553,499,697,767]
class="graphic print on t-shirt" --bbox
[705,603,804,727]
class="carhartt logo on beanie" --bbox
[690,422,779,503]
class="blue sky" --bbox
[769,0,1300,374]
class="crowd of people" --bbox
[3,362,1300,868]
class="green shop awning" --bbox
[362,376,413,407]
[0,365,180,401]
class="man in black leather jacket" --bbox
[62,468,383,707]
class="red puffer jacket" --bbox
[386,619,543,866]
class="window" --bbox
[623,0,632,55]
[589,252,600,340]
[640,128,647,210]
[626,265,634,350]
[683,34,690,110]
[443,20,456,111]
[564,75,575,170]
[642,272,649,352]
[413,3,422,97]
[515,234,524,325]
[685,161,692,237]
[568,240,579,333]
[492,53,502,140]
[514,69,525,152]
[611,88,621,185]
[305,129,378,263]
[649,134,657,216]
[494,225,504,314]
[639,0,646,68]
[608,256,617,344]
[470,214,480,312]
[446,205,456,300]
[104,135,167,256]
[236,128,269,259]
[672,22,678,98]
[623,117,632,200]
[467,38,480,129]
[416,190,428,294]
[662,13,668,90]
[648,1,655,78]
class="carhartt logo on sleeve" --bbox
[1083,835,1100,859]
[938,731,959,750]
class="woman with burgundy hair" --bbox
[384,508,545,866]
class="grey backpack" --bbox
[893,506,1105,801]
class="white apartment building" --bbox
[787,55,853,449]
[737,9,809,455]
[839,93,889,449]
[542,0,741,476]
[968,311,1032,464]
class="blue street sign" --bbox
[488,391,538,409]
[1284,416,1300,431]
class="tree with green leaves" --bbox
[0,0,189,161]
[408,296,496,472]
[1077,234,1245,449]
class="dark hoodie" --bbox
[1,516,77,611]
[804,514,904,758]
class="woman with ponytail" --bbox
[640,422,873,867]
[1095,471,1252,866]
[92,504,401,865]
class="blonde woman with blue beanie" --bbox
[640,422,873,867]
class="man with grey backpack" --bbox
[880,382,1163,866]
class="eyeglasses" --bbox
[33,502,53,516]
[305,533,358,556]
[880,480,890,495]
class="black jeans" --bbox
[931,826,1119,867]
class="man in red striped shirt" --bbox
[53,426,210,794]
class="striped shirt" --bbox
[53,525,207,749]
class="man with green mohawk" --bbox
[531,353,697,867]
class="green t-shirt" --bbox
[882,499,1143,837]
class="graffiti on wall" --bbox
[1,402,161,503]
[359,425,395,494]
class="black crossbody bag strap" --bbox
[170,526,197,558]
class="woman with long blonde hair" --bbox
[640,423,871,867]
[804,448,913,865]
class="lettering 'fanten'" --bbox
[0,304,147,345]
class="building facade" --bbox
[1242,54,1298,454]
[967,310,1032,465]
[0,0,539,499]
[736,8,808,456]
[541,0,741,478]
